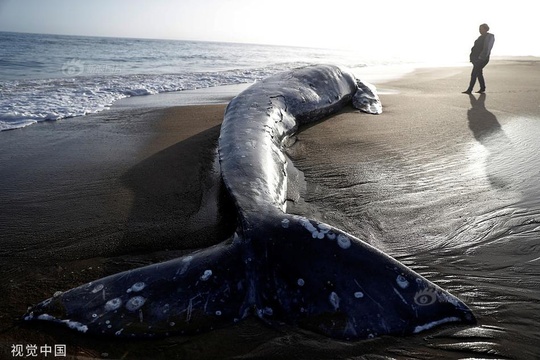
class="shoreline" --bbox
[1,59,540,359]
[0,58,473,132]
[2,57,537,133]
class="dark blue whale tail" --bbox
[24,215,475,339]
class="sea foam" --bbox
[0,65,305,131]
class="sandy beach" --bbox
[1,60,540,359]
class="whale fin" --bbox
[251,215,475,340]
[24,235,250,338]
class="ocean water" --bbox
[0,31,410,131]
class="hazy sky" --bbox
[1,0,539,61]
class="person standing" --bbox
[463,23,495,94]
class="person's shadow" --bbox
[467,93,502,142]
[467,93,511,188]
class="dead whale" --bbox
[23,65,475,340]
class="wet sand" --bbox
[1,60,540,359]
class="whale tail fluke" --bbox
[248,214,475,340]
[23,235,251,338]
[23,216,475,340]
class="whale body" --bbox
[24,65,475,340]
